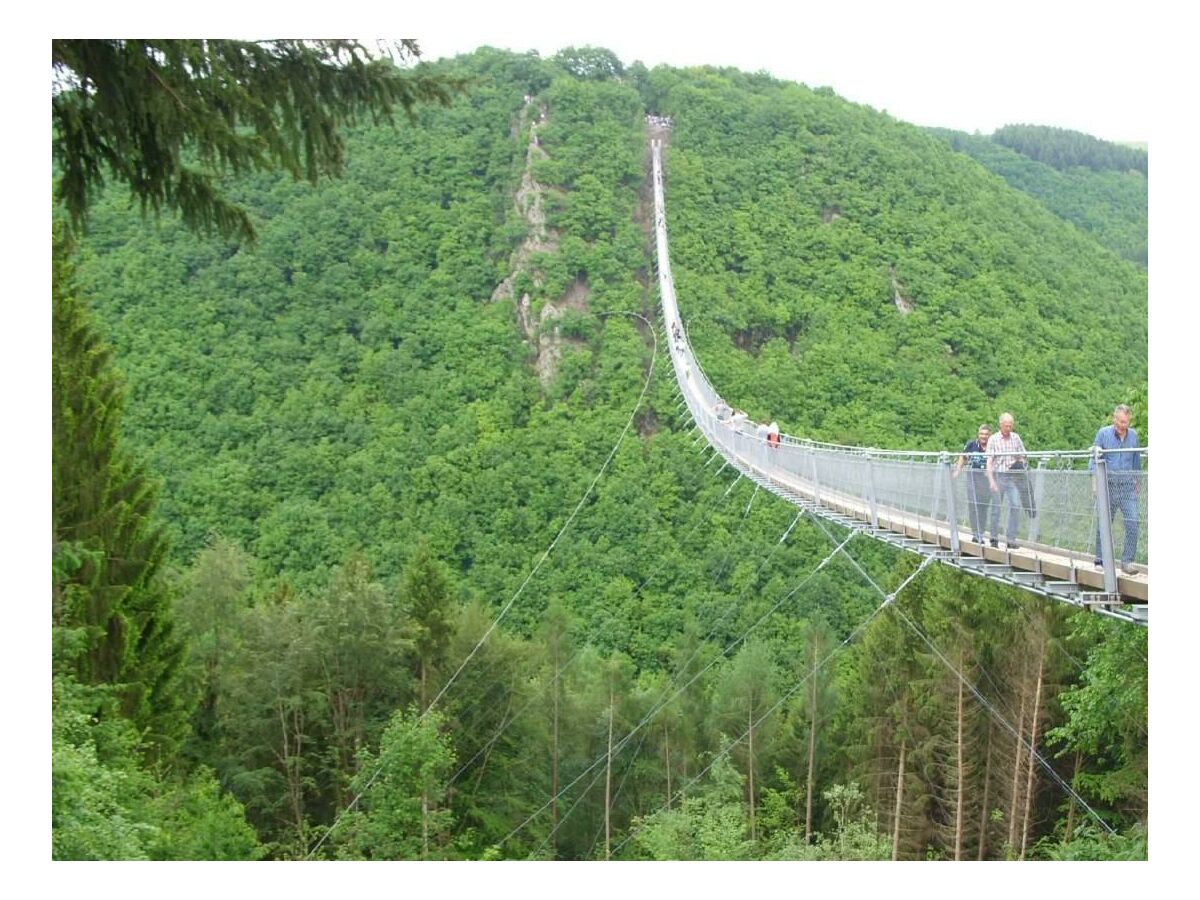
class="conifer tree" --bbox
[52,39,461,244]
[52,234,187,754]
[401,541,456,711]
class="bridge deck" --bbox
[649,137,1147,625]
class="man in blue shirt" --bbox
[1089,404,1144,572]
[953,423,992,543]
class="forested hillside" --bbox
[930,127,1148,267]
[55,46,1148,861]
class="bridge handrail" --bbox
[650,136,1148,585]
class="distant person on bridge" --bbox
[986,413,1028,549]
[1090,404,1143,573]
[767,421,780,449]
[954,423,992,544]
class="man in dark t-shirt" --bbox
[954,423,992,544]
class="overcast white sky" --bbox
[410,0,1169,143]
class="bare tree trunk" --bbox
[748,704,756,842]
[805,667,818,845]
[954,657,966,861]
[1007,662,1029,854]
[419,658,430,858]
[421,793,429,859]
[663,722,672,810]
[277,701,306,851]
[605,687,614,860]
[1019,645,1046,861]
[892,737,907,860]
[1064,751,1082,844]
[551,645,560,852]
[978,721,993,860]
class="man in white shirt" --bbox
[985,412,1028,549]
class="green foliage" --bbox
[53,233,188,754]
[631,753,751,860]
[991,124,1147,175]
[53,39,462,243]
[53,677,156,859]
[334,707,457,859]
[553,46,625,82]
[930,127,1147,267]
[52,674,263,859]
[1047,615,1147,825]
[771,782,890,860]
[141,769,265,860]
[1036,823,1147,860]
[63,46,1148,860]
[401,541,456,708]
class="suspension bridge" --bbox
[649,138,1148,627]
[314,129,1147,861]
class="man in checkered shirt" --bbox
[985,412,1028,549]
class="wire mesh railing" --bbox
[650,138,1148,584]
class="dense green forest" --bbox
[53,45,1148,861]
[991,124,1147,176]
[930,127,1147,267]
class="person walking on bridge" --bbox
[954,423,992,544]
[1090,404,1143,573]
[986,413,1028,549]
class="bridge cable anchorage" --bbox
[307,311,659,859]
[502,507,833,852]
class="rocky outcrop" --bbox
[890,264,913,314]
[493,98,588,388]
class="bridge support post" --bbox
[809,448,821,508]
[1093,448,1118,593]
[866,453,879,530]
[940,452,960,555]
[1028,458,1048,544]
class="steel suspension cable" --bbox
[501,515,850,853]
[801,505,1121,840]
[446,463,748,795]
[307,310,658,859]
[886,601,1118,837]
[611,589,897,857]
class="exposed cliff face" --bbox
[493,98,589,388]
[492,102,557,307]
[890,264,913,314]
[531,274,592,386]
